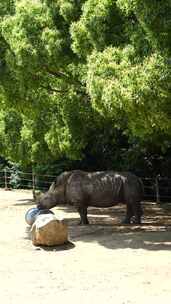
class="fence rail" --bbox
[0,169,56,192]
[0,169,171,203]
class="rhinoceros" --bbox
[37,170,143,225]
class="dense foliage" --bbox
[0,0,171,176]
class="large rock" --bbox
[31,214,68,246]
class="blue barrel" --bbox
[25,207,54,225]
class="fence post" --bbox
[155,174,160,204]
[32,171,36,200]
[4,169,8,190]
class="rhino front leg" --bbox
[131,203,142,224]
[77,206,89,225]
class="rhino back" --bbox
[65,171,125,207]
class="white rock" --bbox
[31,214,68,246]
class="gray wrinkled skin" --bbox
[37,170,144,225]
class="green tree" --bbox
[0,0,171,175]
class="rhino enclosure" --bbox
[1,169,171,203]
[0,189,171,303]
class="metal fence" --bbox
[142,176,171,203]
[0,169,56,192]
[0,169,171,203]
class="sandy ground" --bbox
[0,189,171,304]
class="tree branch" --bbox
[43,65,84,90]
[40,84,67,95]
[45,67,69,79]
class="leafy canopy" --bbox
[0,0,171,172]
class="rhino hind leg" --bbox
[77,206,89,225]
[131,203,143,224]
[122,204,134,224]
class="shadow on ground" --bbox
[58,202,171,251]
[14,199,35,206]
[67,223,171,251]
[34,241,75,252]
[25,201,171,252]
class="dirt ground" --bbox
[0,189,171,304]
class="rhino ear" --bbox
[49,182,56,192]
[33,191,42,201]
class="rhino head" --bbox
[36,186,65,210]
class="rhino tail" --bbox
[138,177,144,200]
